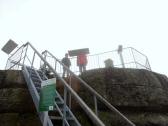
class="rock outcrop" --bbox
[80,68,168,126]
[0,70,41,126]
[1,68,168,126]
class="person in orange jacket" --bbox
[77,53,87,73]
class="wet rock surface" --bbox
[80,68,168,126]
[1,69,168,126]
[0,70,41,126]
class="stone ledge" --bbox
[0,88,35,113]
[0,113,41,126]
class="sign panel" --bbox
[1,39,18,54]
[68,48,89,56]
[39,78,56,111]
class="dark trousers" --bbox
[62,67,70,77]
[79,64,86,73]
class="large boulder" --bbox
[1,68,168,126]
[80,68,168,126]
[0,88,35,113]
[0,70,26,88]
[0,70,41,126]
[80,68,168,109]
[0,113,41,126]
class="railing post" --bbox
[69,75,72,109]
[31,52,36,68]
[43,51,47,61]
[43,112,48,126]
[146,58,151,71]
[60,64,62,77]
[28,52,36,79]
[63,86,67,126]
[118,45,125,68]
[98,55,100,68]
[5,59,10,70]
[131,48,138,68]
[55,59,57,71]
[43,51,47,70]
[94,95,98,116]
[22,44,29,66]
[17,46,25,70]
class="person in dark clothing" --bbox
[61,53,71,77]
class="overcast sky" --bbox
[0,0,168,76]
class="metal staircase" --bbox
[42,50,137,126]
[5,42,136,126]
[22,65,81,126]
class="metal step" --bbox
[31,76,41,83]
[32,66,81,126]
[22,66,53,126]
[34,81,41,87]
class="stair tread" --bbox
[24,66,81,126]
[50,116,74,120]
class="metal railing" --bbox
[63,47,151,74]
[42,50,136,126]
[5,42,105,126]
[22,65,53,126]
[5,42,136,126]
[5,43,53,126]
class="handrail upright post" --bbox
[5,59,10,70]
[98,55,100,68]
[146,58,151,71]
[22,44,29,66]
[131,48,138,68]
[60,64,62,77]
[28,52,36,79]
[118,45,125,68]
[63,86,68,126]
[43,51,47,70]
[69,74,72,109]
[17,46,25,70]
[94,95,98,116]
[55,59,57,71]
[31,52,36,68]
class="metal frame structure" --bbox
[42,50,136,126]
[22,66,53,126]
[5,42,136,126]
[66,47,151,74]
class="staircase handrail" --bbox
[28,43,106,126]
[5,42,105,126]
[42,50,136,126]
[22,65,53,126]
[5,42,135,126]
